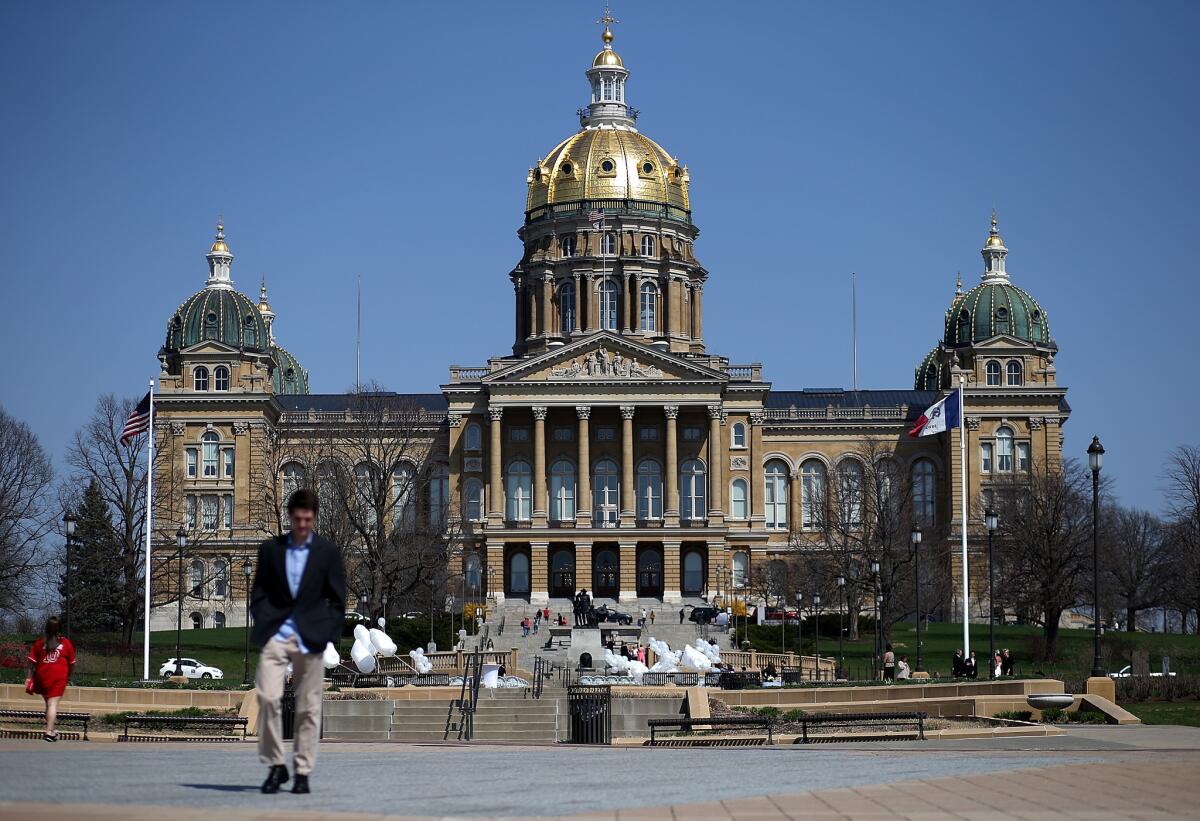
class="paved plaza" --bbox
[1,726,1198,819]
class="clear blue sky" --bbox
[1,1,1196,513]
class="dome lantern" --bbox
[581,3,634,129]
[205,219,235,290]
[981,210,1009,283]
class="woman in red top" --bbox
[25,617,75,741]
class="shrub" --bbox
[782,709,806,722]
[1068,708,1109,725]
[1116,674,1200,703]
[1040,706,1065,723]
[992,710,1034,722]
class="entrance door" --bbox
[507,549,531,598]
[637,548,663,598]
[682,549,705,596]
[592,547,619,598]
[550,548,576,598]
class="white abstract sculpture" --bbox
[680,643,714,673]
[695,638,721,664]
[647,638,680,673]
[369,628,397,657]
[350,638,376,673]
[353,624,371,646]
[409,647,433,674]
[626,660,649,683]
[322,642,341,669]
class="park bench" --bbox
[0,709,90,740]
[797,711,926,743]
[647,715,775,745]
[119,713,248,742]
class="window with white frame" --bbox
[732,550,749,588]
[680,458,707,520]
[602,77,613,100]
[764,460,789,529]
[193,366,209,391]
[464,422,482,451]
[593,458,619,527]
[731,422,746,448]
[213,366,230,391]
[463,478,484,521]
[429,465,449,529]
[506,460,532,521]
[601,232,616,256]
[730,478,748,519]
[912,459,936,524]
[201,432,219,477]
[550,459,576,522]
[392,463,416,527]
[223,493,233,529]
[639,282,657,332]
[560,280,576,333]
[202,495,219,529]
[186,448,197,478]
[190,559,205,597]
[213,559,228,598]
[981,443,994,473]
[281,462,305,503]
[222,447,234,479]
[636,458,662,520]
[185,495,197,528]
[995,426,1015,472]
[838,460,864,528]
[986,361,1002,386]
[1007,360,1023,386]
[1017,441,1030,472]
[599,280,618,329]
[641,235,655,257]
[213,611,226,628]
[801,459,826,529]
[560,235,576,258]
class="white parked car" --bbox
[159,657,224,679]
[1108,665,1176,678]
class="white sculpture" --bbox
[322,642,341,669]
[647,638,681,673]
[409,647,433,674]
[350,638,376,673]
[369,628,398,657]
[680,643,714,673]
[695,638,722,664]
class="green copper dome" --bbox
[943,281,1050,347]
[271,344,309,395]
[915,346,944,391]
[165,287,269,352]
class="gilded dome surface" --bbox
[271,344,309,395]
[527,128,689,212]
[593,48,623,67]
[165,287,269,352]
[943,282,1050,347]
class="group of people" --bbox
[519,606,555,637]
[572,589,596,627]
[881,644,912,680]
[605,636,646,662]
[952,648,1015,678]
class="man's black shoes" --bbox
[261,765,289,794]
[291,774,310,794]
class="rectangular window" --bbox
[186,449,197,478]
[553,426,574,442]
[222,448,234,479]
[223,493,233,529]
[508,427,529,443]
[980,443,993,473]
[639,426,659,441]
[202,442,218,477]
[682,426,703,442]
[1017,442,1030,472]
[185,495,196,528]
[596,426,616,442]
[201,495,219,529]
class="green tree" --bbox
[60,480,124,634]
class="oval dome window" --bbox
[642,161,654,174]
[600,159,615,173]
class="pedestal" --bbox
[1086,675,1116,703]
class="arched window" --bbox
[636,458,662,520]
[731,422,746,448]
[354,462,374,512]
[463,478,484,521]
[641,235,655,257]
[509,551,530,594]
[429,465,449,529]
[732,551,749,588]
[1006,360,1023,386]
[201,432,219,477]
[599,280,618,330]
[912,459,936,524]
[995,426,1014,472]
[560,234,576,258]
[591,79,600,102]
[986,361,1002,386]
[559,281,576,333]
[602,77,613,100]
[639,282,657,332]
[683,550,704,594]
[465,553,482,594]
[550,459,576,522]
[680,458,707,521]
[464,422,482,451]
[838,460,864,528]
[877,458,900,519]
[316,462,338,534]
[281,462,305,505]
[506,460,532,522]
[392,463,416,527]
[213,559,228,598]
[616,78,624,101]
[956,309,971,344]
[193,366,209,392]
[601,232,616,256]
[764,460,789,529]
[189,559,205,598]
[213,366,230,391]
[593,458,619,527]
[730,478,748,519]
[213,611,226,629]
[800,459,826,530]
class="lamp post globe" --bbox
[835,574,846,680]
[911,524,923,673]
[869,560,881,679]
[62,512,77,635]
[1087,436,1106,678]
[242,558,253,685]
[174,528,187,677]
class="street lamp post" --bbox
[813,593,821,681]
[174,528,187,677]
[242,559,253,685]
[62,513,77,635]
[836,574,846,680]
[911,524,923,673]
[1088,436,1106,678]
[985,509,998,679]
[870,560,881,680]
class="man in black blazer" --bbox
[251,488,346,794]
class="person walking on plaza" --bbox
[1001,648,1014,676]
[992,651,1003,679]
[896,655,911,680]
[951,649,965,677]
[965,650,978,680]
[678,607,685,624]
[250,488,346,795]
[649,610,656,626]
[25,617,75,742]
[882,643,896,682]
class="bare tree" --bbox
[1162,445,1200,633]
[0,407,55,618]
[1100,506,1169,631]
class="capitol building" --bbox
[147,21,1068,631]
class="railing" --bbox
[762,404,910,422]
[567,685,612,744]
[526,198,692,226]
[532,655,548,700]
[725,364,763,381]
[453,647,484,741]
[448,366,490,382]
[279,410,449,425]
[385,648,517,675]
[719,650,837,680]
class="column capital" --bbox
[707,403,723,420]
[447,412,463,428]
[532,406,548,421]
[966,415,981,430]
[488,406,504,422]
[663,405,679,419]
[750,411,765,426]
[619,405,636,420]
[576,405,591,420]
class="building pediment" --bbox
[177,340,245,356]
[482,332,726,385]
[971,334,1052,352]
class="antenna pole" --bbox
[356,275,362,392]
[851,272,858,392]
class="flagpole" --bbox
[959,375,969,657]
[142,378,155,681]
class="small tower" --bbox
[205,220,234,289]
[581,5,634,128]
[258,277,276,343]
[981,211,1009,283]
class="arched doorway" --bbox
[637,547,663,598]
[550,547,576,598]
[682,549,705,597]
[507,547,531,599]
[592,547,619,599]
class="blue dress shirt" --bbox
[272,531,313,653]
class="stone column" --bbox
[620,405,636,523]
[448,413,464,518]
[619,541,637,601]
[532,406,548,524]
[575,541,592,597]
[488,406,504,521]
[750,411,766,522]
[528,283,538,343]
[513,282,523,349]
[707,404,724,519]
[574,272,584,336]
[576,406,592,525]
[585,275,597,332]
[694,285,704,342]
[542,277,553,338]
[663,540,682,603]
[485,539,505,604]
[664,405,680,523]
[530,541,549,605]
[789,467,802,532]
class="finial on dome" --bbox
[205,219,234,288]
[598,2,619,45]
[955,272,962,296]
[981,209,1010,282]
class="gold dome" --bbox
[593,47,623,67]
[985,234,1004,248]
[209,221,230,254]
[527,128,689,212]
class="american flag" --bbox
[588,209,604,227]
[120,391,152,445]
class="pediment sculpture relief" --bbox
[549,347,665,380]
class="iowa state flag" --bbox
[909,390,960,437]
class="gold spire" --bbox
[209,217,230,255]
[985,209,1004,248]
[258,277,273,313]
[955,272,962,296]
[593,2,623,66]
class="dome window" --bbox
[173,315,182,327]
[205,311,218,324]
[599,158,616,175]
[641,235,655,257]
[560,162,573,175]
[641,161,654,174]
[285,367,295,379]
[957,309,970,343]
[244,314,255,326]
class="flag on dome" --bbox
[120,391,153,445]
[908,390,960,437]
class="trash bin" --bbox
[281,687,296,740]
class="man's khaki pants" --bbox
[256,636,325,775]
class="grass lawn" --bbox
[1124,702,1200,727]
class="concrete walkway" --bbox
[0,726,1196,819]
